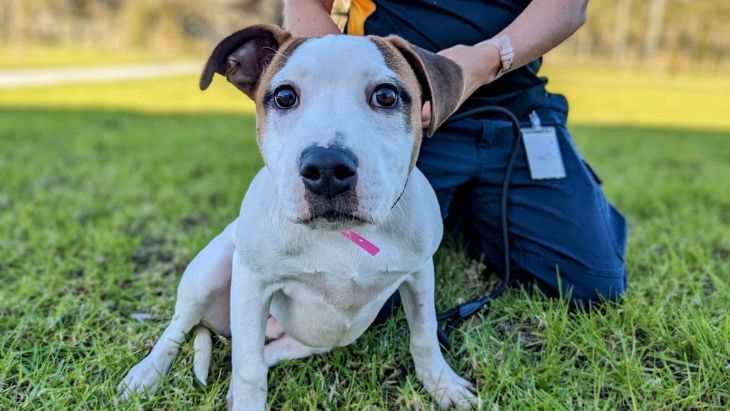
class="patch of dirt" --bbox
[131,234,179,276]
[180,213,209,232]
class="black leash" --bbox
[435,105,524,350]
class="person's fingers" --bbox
[421,101,432,128]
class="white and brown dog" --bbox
[119,24,475,409]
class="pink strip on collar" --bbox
[339,230,380,256]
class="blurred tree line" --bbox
[0,0,728,72]
[0,0,283,55]
[558,0,730,72]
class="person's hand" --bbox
[421,43,501,128]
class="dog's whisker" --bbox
[264,46,289,62]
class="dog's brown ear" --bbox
[385,36,464,137]
[200,24,291,98]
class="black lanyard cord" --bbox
[435,105,524,350]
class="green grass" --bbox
[2,67,729,131]
[0,75,253,114]
[0,46,183,69]
[541,65,730,130]
[1,69,729,409]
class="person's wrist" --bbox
[475,42,502,85]
[432,43,502,115]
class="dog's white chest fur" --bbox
[270,266,404,347]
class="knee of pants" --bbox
[514,250,627,306]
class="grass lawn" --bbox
[1,69,729,409]
[0,46,184,70]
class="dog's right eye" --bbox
[370,85,398,108]
[274,86,298,109]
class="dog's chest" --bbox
[264,242,419,347]
[271,266,407,347]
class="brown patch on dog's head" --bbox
[200,25,306,145]
[383,36,464,137]
[386,36,464,137]
[369,36,464,167]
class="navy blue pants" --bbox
[418,93,627,304]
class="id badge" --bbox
[521,112,566,180]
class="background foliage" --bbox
[1,0,729,72]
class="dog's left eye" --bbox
[370,85,398,108]
[274,86,298,109]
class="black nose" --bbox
[299,146,358,198]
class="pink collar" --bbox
[338,230,380,256]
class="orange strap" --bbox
[346,0,376,36]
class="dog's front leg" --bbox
[228,255,272,411]
[400,259,477,409]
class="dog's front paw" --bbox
[226,380,268,411]
[118,356,166,400]
[416,364,477,409]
